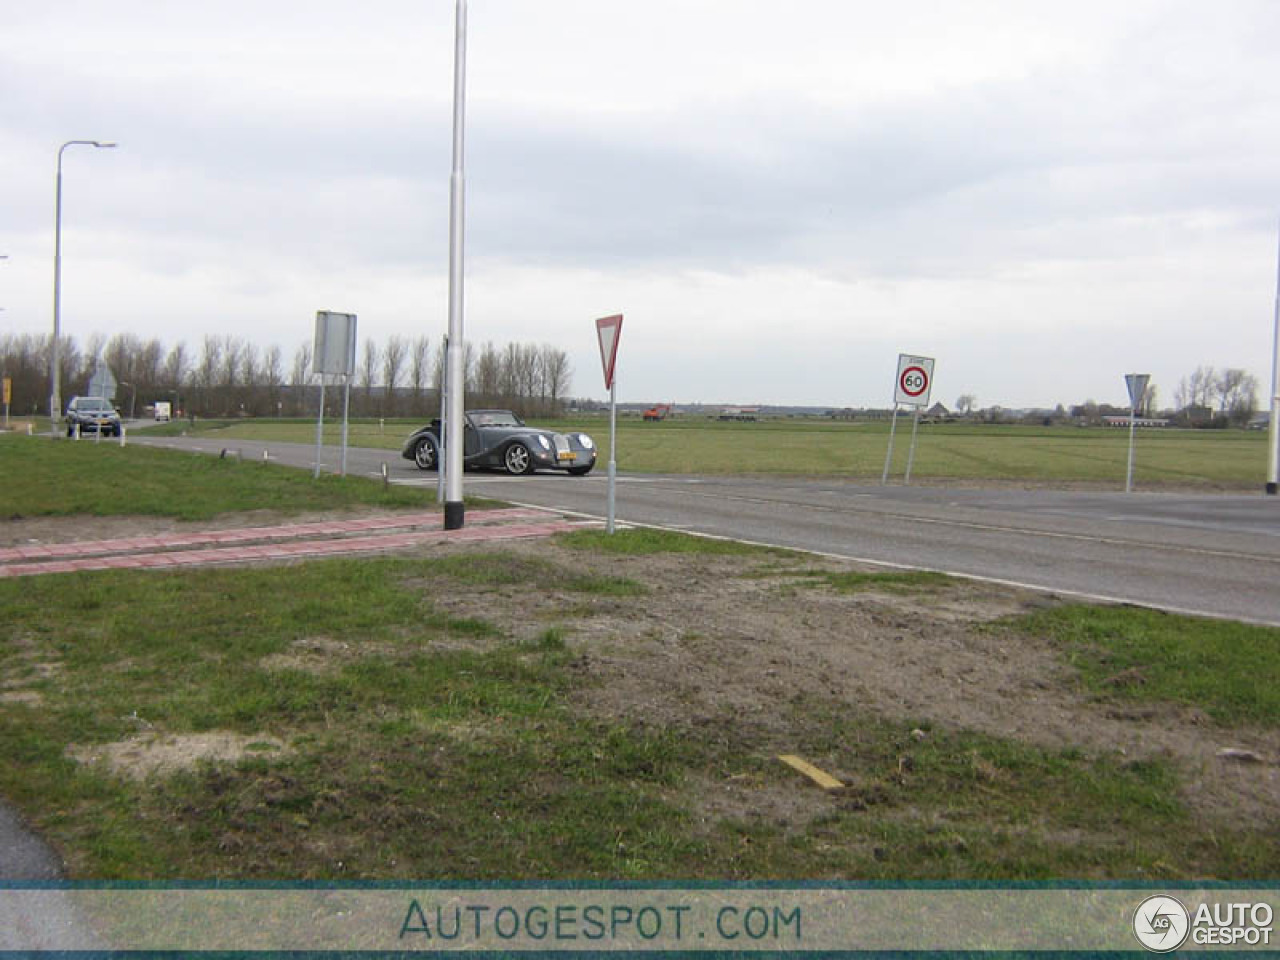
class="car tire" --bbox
[413,436,439,471]
[503,442,534,475]
[567,464,593,476]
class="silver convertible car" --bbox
[401,409,597,476]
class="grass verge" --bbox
[995,604,1280,726]
[1,551,1276,879]
[1,434,432,521]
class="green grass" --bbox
[998,605,1280,726]
[2,552,1278,880]
[0,433,434,520]
[429,551,649,597]
[134,415,1270,488]
[557,526,792,557]
[775,568,955,594]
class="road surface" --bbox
[137,434,1280,626]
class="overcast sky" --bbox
[3,1,1279,409]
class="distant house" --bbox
[924,402,951,420]
[718,406,759,421]
[1102,415,1171,428]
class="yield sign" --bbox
[596,314,623,390]
[1125,373,1150,411]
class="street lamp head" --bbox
[93,141,118,149]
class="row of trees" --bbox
[1171,366,1261,426]
[949,366,1263,427]
[0,332,574,420]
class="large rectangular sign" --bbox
[894,354,935,407]
[314,311,358,378]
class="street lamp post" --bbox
[443,0,467,530]
[51,139,116,434]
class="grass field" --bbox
[142,415,1268,489]
[0,433,436,521]
[1,436,1278,880]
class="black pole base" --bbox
[444,500,465,530]
[1267,483,1278,496]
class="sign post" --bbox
[313,311,357,480]
[1268,219,1280,495]
[883,354,935,485]
[2,377,10,429]
[596,314,623,534]
[1124,373,1150,494]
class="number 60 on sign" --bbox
[894,354,935,407]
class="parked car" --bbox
[401,409,597,476]
[65,396,122,437]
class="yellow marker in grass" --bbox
[777,754,844,791]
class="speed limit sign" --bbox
[894,354,935,407]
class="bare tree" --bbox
[409,335,432,412]
[359,338,380,413]
[263,344,284,416]
[1217,368,1258,425]
[955,394,977,416]
[290,342,313,415]
[473,342,502,405]
[540,344,572,415]
[162,342,189,394]
[382,335,407,417]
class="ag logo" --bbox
[1133,895,1190,952]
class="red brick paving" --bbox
[0,508,582,579]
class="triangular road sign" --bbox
[596,314,623,390]
[1125,373,1150,411]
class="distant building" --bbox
[1102,415,1170,428]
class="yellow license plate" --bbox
[557,452,575,461]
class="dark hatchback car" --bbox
[401,409,597,475]
[65,396,122,437]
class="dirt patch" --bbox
[67,732,289,780]
[17,509,1280,838]
[0,690,43,706]
[420,538,1280,831]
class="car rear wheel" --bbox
[503,442,533,475]
[413,436,439,471]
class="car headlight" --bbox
[577,434,595,450]
[536,435,552,450]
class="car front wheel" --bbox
[503,442,533,475]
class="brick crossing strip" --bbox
[0,520,580,579]
[0,508,551,564]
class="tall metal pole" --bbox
[51,140,115,435]
[881,406,900,484]
[904,406,922,484]
[1125,401,1138,494]
[443,0,468,530]
[313,379,326,479]
[1268,218,1280,495]
[607,377,617,534]
[340,374,351,476]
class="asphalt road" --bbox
[135,433,1280,627]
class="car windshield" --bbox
[75,399,113,413]
[470,411,523,428]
